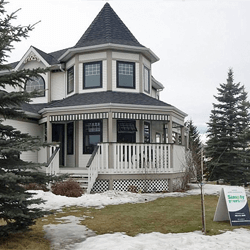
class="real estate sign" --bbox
[214,186,250,226]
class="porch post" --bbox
[47,116,52,161]
[108,111,114,169]
[75,121,79,167]
[168,115,173,143]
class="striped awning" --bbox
[112,112,168,121]
[49,112,168,122]
[50,112,108,122]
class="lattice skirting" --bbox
[91,179,109,193]
[91,179,169,193]
[113,179,169,193]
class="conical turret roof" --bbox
[74,3,144,48]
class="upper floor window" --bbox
[83,61,102,89]
[117,61,135,89]
[67,66,74,94]
[144,66,150,93]
[25,75,45,97]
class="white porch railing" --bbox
[87,143,186,193]
[46,145,60,175]
[110,143,171,174]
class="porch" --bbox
[46,142,187,193]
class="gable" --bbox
[15,46,50,70]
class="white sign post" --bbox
[214,186,250,226]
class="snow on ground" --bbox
[30,183,233,211]
[30,184,250,250]
[73,229,250,250]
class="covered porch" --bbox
[41,106,188,193]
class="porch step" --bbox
[69,174,88,190]
[58,168,89,190]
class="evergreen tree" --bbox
[205,69,250,185]
[0,1,50,236]
[185,119,203,182]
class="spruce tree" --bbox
[185,119,203,182]
[205,69,250,185]
[0,0,50,236]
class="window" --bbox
[67,122,74,155]
[144,66,150,93]
[117,61,135,89]
[25,75,45,97]
[67,66,74,94]
[144,122,150,143]
[83,61,102,89]
[83,120,102,154]
[117,120,137,143]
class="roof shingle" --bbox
[74,3,144,48]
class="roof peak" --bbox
[74,3,144,48]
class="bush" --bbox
[51,179,83,197]
[25,183,48,192]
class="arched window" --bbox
[25,75,45,97]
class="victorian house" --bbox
[2,3,188,193]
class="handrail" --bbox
[46,145,60,176]
[87,144,101,194]
[86,145,100,168]
[47,146,60,167]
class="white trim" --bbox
[59,43,159,64]
[15,46,50,70]
[39,103,187,119]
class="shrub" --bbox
[128,185,137,193]
[25,183,48,192]
[51,179,83,197]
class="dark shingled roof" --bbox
[21,103,48,114]
[74,3,144,48]
[22,91,171,115]
[44,91,171,109]
[7,3,144,69]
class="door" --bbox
[52,124,65,166]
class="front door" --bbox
[52,124,65,166]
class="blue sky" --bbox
[6,0,250,133]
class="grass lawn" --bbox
[1,194,250,249]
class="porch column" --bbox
[75,121,79,167]
[47,116,52,161]
[108,111,114,169]
[168,115,173,143]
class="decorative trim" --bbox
[113,112,168,121]
[50,112,108,122]
[24,51,41,63]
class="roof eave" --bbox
[24,111,41,119]
[39,103,187,118]
[152,76,164,90]
[59,43,159,63]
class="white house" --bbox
[1,3,188,193]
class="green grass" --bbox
[81,195,250,236]
[1,194,250,249]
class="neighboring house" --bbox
[1,3,188,193]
